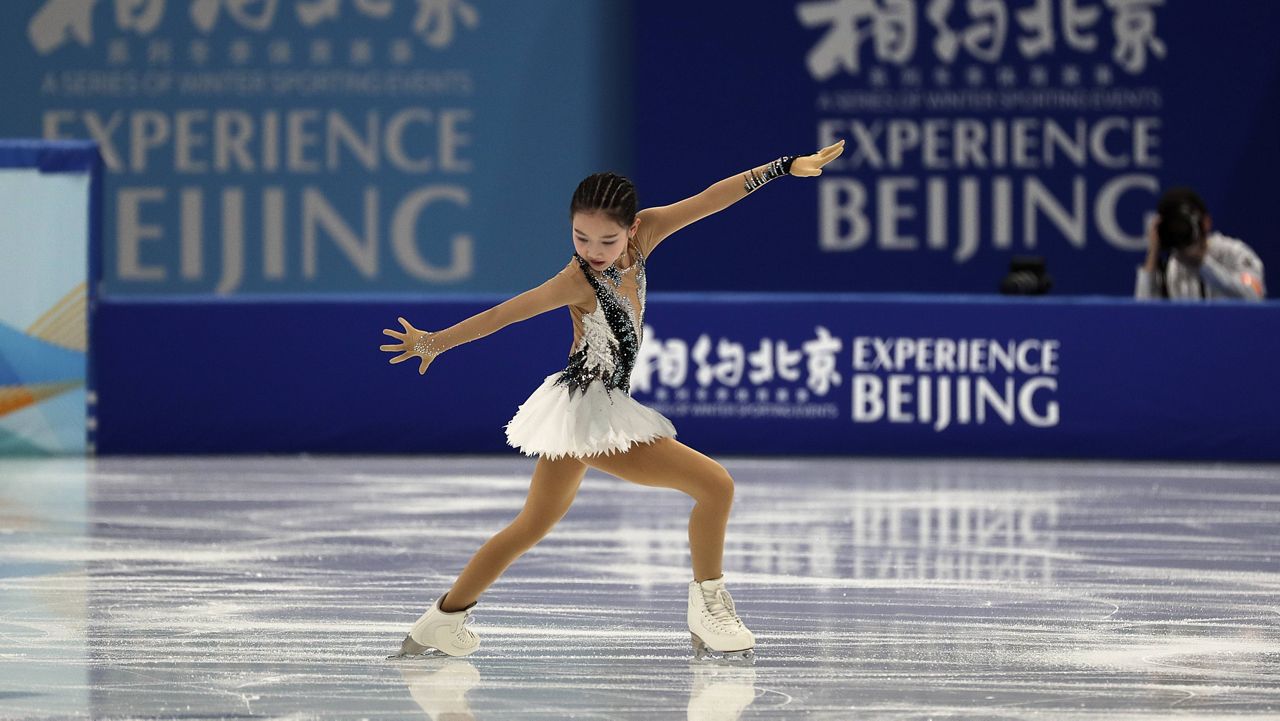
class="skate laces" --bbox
[702,587,743,631]
[453,611,477,643]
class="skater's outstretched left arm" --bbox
[635,140,844,254]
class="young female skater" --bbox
[380,139,845,660]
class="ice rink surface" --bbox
[1,455,1278,720]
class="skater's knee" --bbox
[699,464,735,507]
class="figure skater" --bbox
[380,140,845,661]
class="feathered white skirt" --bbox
[505,371,677,461]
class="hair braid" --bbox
[571,172,638,227]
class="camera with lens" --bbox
[999,255,1052,296]
[1157,203,1203,252]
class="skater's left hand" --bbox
[789,140,845,177]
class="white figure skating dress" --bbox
[504,244,676,460]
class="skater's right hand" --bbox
[789,140,845,177]
[380,316,439,375]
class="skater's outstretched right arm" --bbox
[380,262,591,375]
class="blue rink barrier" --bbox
[93,294,1280,460]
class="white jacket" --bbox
[1135,232,1266,301]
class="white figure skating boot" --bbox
[397,595,480,657]
[688,577,755,662]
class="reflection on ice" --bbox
[621,481,1060,583]
[686,663,757,721]
[398,661,482,720]
[393,658,761,721]
[0,458,90,720]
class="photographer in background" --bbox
[1136,187,1266,301]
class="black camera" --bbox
[999,256,1052,295]
[1157,202,1203,251]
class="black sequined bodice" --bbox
[554,248,647,396]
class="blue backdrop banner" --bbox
[634,0,1280,296]
[93,294,1280,460]
[0,1,630,297]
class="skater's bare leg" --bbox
[581,438,733,582]
[586,439,752,658]
[441,455,587,611]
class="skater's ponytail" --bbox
[571,172,637,227]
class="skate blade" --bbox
[690,633,756,664]
[387,634,447,660]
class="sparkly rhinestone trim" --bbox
[743,155,797,193]
[557,247,647,397]
[412,333,442,358]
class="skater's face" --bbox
[572,211,638,271]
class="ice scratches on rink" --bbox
[0,455,1278,719]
